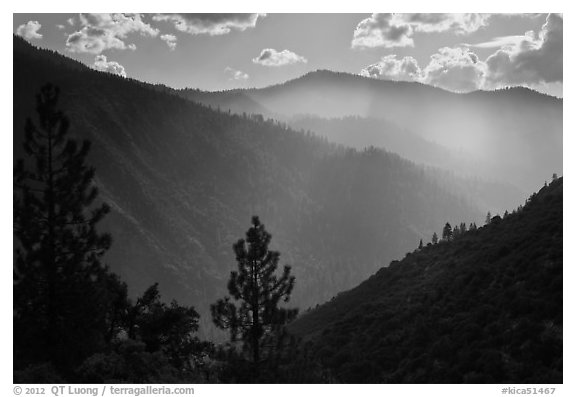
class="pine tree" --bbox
[432,232,438,244]
[485,211,492,225]
[418,239,423,250]
[453,225,460,238]
[211,216,297,380]
[14,84,113,374]
[442,223,453,241]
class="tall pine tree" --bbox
[14,84,115,376]
[442,222,453,241]
[211,216,297,380]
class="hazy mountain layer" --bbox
[181,70,562,196]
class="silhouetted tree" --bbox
[432,232,438,244]
[453,225,460,238]
[211,216,297,380]
[418,239,423,250]
[14,84,114,375]
[485,211,492,225]
[126,283,211,375]
[552,173,558,181]
[442,223,453,241]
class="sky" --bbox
[12,13,563,97]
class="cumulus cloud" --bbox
[160,34,177,50]
[252,48,307,67]
[93,55,127,77]
[361,48,484,92]
[361,13,562,93]
[352,14,413,49]
[153,13,264,36]
[484,13,562,88]
[16,21,43,40]
[360,55,422,81]
[224,67,249,81]
[352,13,490,49]
[66,13,158,54]
[422,47,485,92]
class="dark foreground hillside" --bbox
[290,178,562,383]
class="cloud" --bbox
[56,24,66,30]
[66,13,158,54]
[360,55,422,81]
[153,13,264,36]
[352,14,413,49]
[93,55,127,77]
[16,21,43,40]
[360,48,485,92]
[252,48,307,67]
[398,13,490,34]
[484,13,562,88]
[352,13,490,49]
[224,67,249,81]
[466,35,529,49]
[160,34,177,50]
[422,47,485,92]
[360,13,562,93]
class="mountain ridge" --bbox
[179,67,562,197]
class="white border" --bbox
[4,2,572,395]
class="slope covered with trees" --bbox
[289,115,524,213]
[290,178,562,383]
[14,36,484,338]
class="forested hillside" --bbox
[290,178,563,383]
[14,36,489,338]
[289,115,524,213]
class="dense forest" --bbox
[290,178,562,383]
[14,36,490,337]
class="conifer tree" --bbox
[418,239,423,250]
[432,232,438,244]
[453,225,460,238]
[485,211,492,225]
[442,222,453,241]
[211,216,297,380]
[14,84,113,374]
